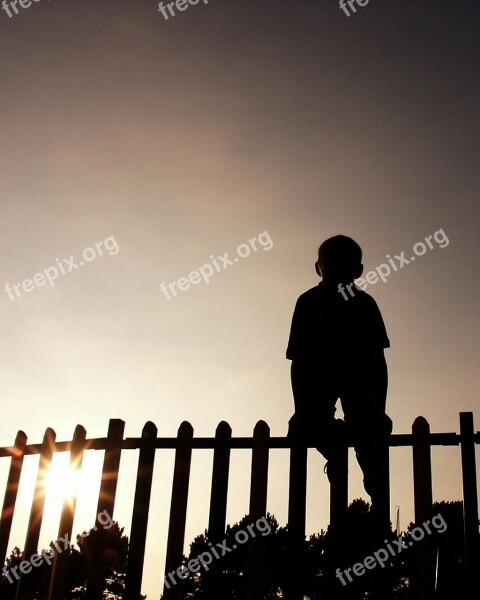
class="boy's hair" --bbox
[318,235,362,271]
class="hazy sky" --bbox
[1,1,479,597]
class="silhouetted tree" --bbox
[402,501,467,599]
[0,521,142,600]
[172,499,469,599]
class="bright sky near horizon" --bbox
[1,1,479,598]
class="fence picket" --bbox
[206,421,232,600]
[48,425,87,600]
[286,435,308,600]
[163,421,194,600]
[125,421,157,600]
[244,421,270,600]
[0,430,27,568]
[85,419,125,600]
[412,416,435,600]
[15,428,56,600]
[460,411,479,597]
[328,442,350,599]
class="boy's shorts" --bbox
[287,364,392,456]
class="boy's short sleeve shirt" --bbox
[286,283,390,361]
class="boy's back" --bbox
[286,282,390,366]
[286,235,391,512]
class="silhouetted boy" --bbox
[286,235,392,507]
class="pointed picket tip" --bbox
[412,416,430,433]
[14,431,27,446]
[215,421,232,435]
[141,421,158,437]
[41,428,56,452]
[178,421,194,436]
[69,426,87,457]
[253,421,270,435]
[42,427,56,440]
[72,425,87,439]
[11,431,27,458]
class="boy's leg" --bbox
[354,413,392,498]
[287,360,347,487]
[313,381,346,485]
[287,396,338,449]
[341,393,393,522]
[353,411,394,600]
[287,361,338,449]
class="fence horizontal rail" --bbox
[0,431,478,457]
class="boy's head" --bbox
[315,235,363,286]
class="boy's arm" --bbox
[290,359,314,415]
[373,349,388,413]
[288,295,312,415]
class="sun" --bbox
[42,453,82,518]
[37,452,104,542]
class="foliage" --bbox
[0,521,145,600]
[1,501,468,599]
[163,500,468,600]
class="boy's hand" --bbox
[290,359,316,414]
[373,349,388,413]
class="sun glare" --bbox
[43,454,81,518]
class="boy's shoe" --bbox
[323,461,335,484]
[323,457,347,485]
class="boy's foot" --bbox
[323,460,335,484]
[322,458,347,485]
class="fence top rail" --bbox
[0,431,478,457]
